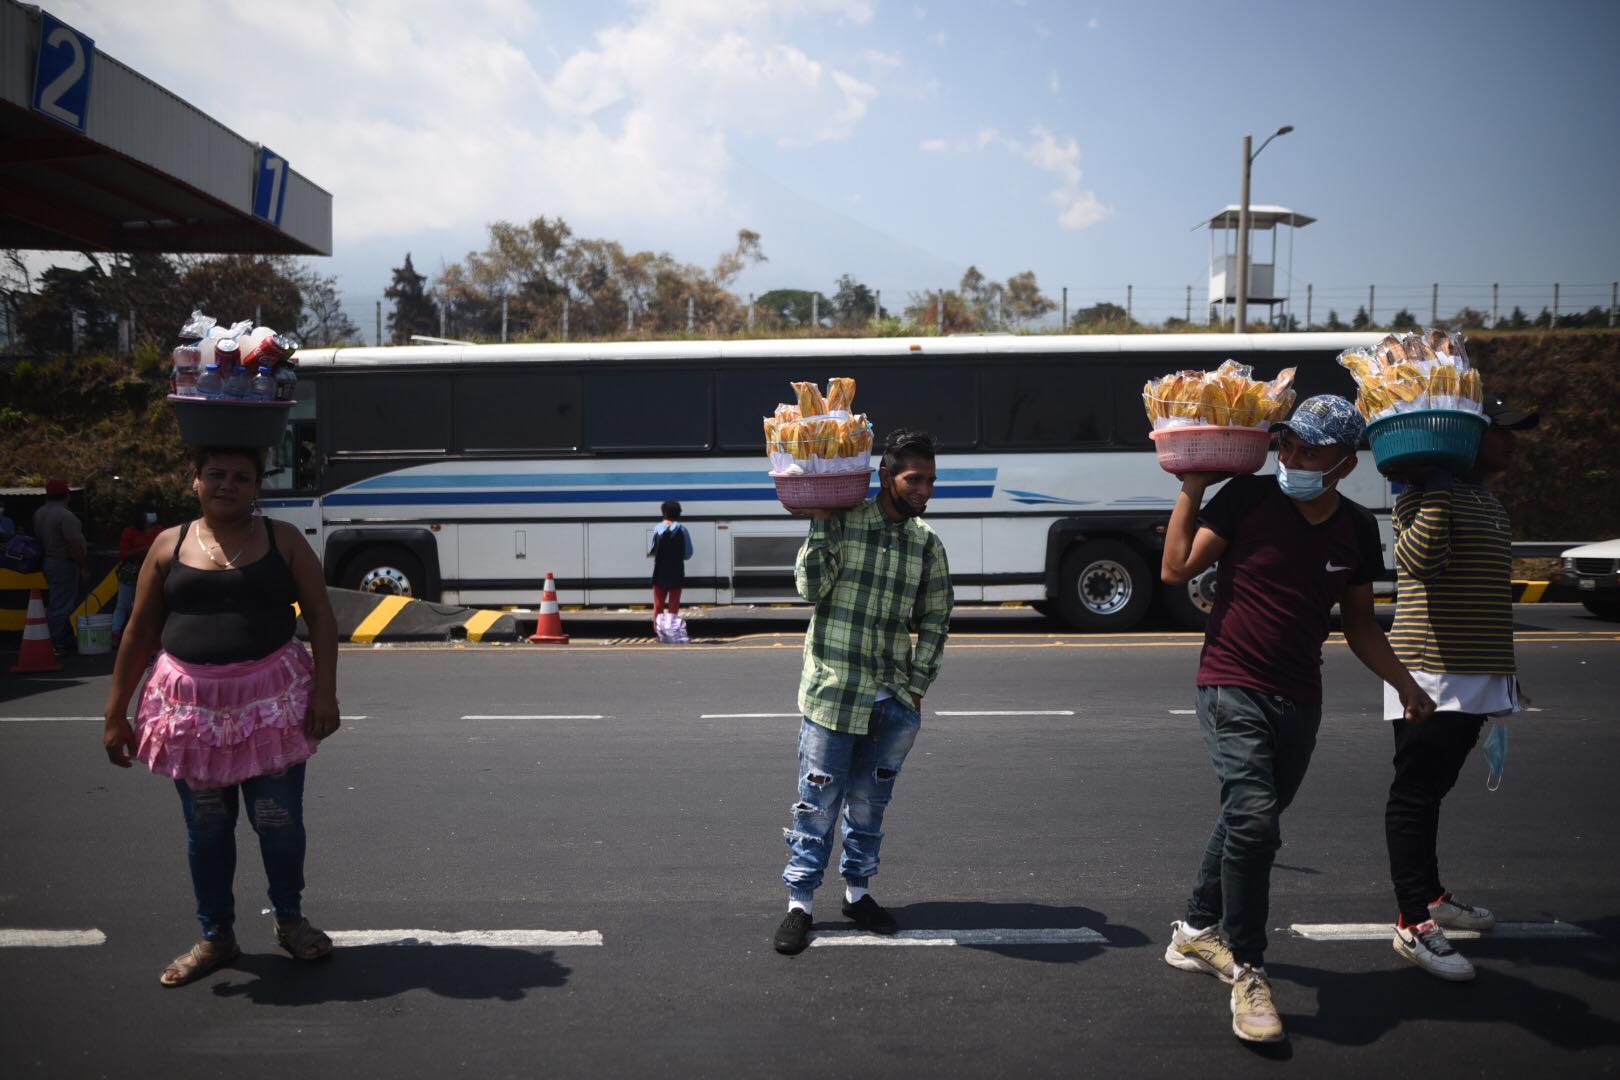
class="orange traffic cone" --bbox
[528,572,570,644]
[11,589,63,674]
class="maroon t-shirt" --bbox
[1195,474,1383,705]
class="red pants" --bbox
[653,586,682,617]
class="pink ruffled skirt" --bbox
[136,640,319,787]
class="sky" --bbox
[45,0,1620,333]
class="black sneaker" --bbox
[841,895,898,934]
[773,910,813,955]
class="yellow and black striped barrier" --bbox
[0,568,119,633]
[305,589,521,644]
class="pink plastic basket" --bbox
[1149,425,1270,476]
[770,470,873,510]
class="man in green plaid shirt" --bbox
[773,430,953,955]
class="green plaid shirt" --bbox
[796,499,954,734]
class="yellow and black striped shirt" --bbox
[1389,482,1514,675]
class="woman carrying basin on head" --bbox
[101,446,342,987]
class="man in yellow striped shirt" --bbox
[1384,397,1538,981]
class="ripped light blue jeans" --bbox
[175,764,308,941]
[782,698,922,901]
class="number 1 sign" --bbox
[32,11,95,133]
[253,147,289,227]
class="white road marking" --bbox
[326,929,603,947]
[1287,921,1595,942]
[459,714,605,721]
[0,929,106,947]
[700,712,800,719]
[810,927,1107,947]
[0,716,101,723]
[933,710,1076,717]
[1168,709,1197,715]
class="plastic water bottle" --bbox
[222,366,249,399]
[274,365,298,401]
[172,344,201,397]
[197,363,224,399]
[249,365,275,401]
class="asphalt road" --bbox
[2,605,1618,1078]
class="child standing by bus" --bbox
[649,500,693,619]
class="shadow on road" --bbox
[1271,943,1620,1050]
[208,945,572,1005]
[883,900,1152,963]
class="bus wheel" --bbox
[1162,565,1218,631]
[1058,540,1151,631]
[342,546,424,599]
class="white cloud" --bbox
[1087,15,1100,29]
[916,121,1109,229]
[62,0,880,244]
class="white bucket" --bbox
[77,613,114,654]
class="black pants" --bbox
[1385,711,1486,924]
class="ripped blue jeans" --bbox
[175,764,308,941]
[782,698,922,901]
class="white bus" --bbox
[257,332,1391,631]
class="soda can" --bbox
[214,337,241,372]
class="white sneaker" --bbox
[1164,921,1236,983]
[1230,964,1285,1043]
[1394,920,1476,981]
[1428,893,1496,931]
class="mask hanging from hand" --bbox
[1483,720,1507,791]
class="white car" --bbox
[1553,539,1620,621]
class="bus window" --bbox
[717,368,800,450]
[851,365,977,449]
[586,372,713,451]
[982,363,1112,448]
[456,372,583,452]
[262,397,318,491]
[329,374,453,453]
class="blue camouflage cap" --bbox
[1273,394,1365,448]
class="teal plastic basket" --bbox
[1365,408,1489,474]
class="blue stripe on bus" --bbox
[324,486,996,507]
[349,467,998,489]
[258,499,315,508]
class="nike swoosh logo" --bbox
[1325,562,1351,572]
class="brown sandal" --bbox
[159,938,240,987]
[274,916,333,961]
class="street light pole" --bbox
[1235,135,1252,333]
[1234,125,1293,334]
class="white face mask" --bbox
[144,512,158,525]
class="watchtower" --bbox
[1204,205,1313,326]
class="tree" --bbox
[829,274,881,327]
[14,263,117,355]
[290,263,363,346]
[756,289,828,329]
[1351,306,1370,330]
[1504,306,1529,329]
[1072,301,1130,328]
[178,255,302,334]
[1391,308,1419,330]
[903,289,975,332]
[384,253,439,345]
[1323,309,1346,331]
[1002,271,1055,325]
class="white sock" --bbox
[788,898,812,916]
[845,885,868,904]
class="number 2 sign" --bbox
[31,11,95,133]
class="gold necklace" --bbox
[196,520,251,567]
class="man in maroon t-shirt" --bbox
[1157,394,1435,1044]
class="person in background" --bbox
[1382,398,1538,981]
[773,429,953,956]
[102,447,341,987]
[112,506,163,647]
[32,478,86,656]
[649,499,693,619]
[1159,395,1436,1044]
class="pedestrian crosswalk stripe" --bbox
[0,929,106,947]
[810,928,1107,947]
[327,929,602,947]
[1287,921,1594,942]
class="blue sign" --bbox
[31,11,95,133]
[253,147,290,227]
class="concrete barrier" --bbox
[302,588,521,644]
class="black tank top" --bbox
[162,517,298,664]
